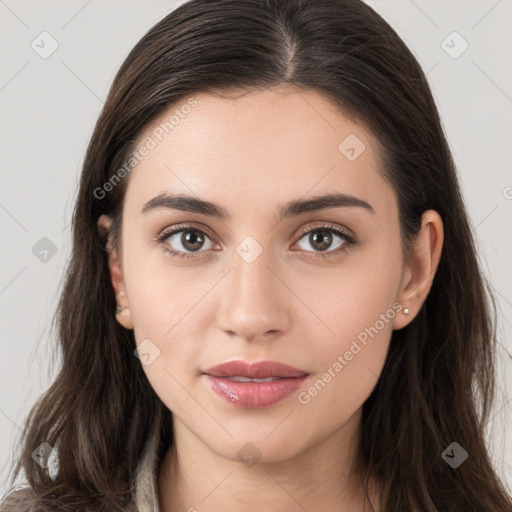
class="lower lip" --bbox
[203,374,308,409]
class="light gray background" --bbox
[1,0,511,498]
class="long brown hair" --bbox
[2,0,511,510]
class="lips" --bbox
[203,360,309,409]
[204,360,308,379]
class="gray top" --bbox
[134,427,162,512]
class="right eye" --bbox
[156,225,219,260]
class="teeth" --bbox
[228,376,281,382]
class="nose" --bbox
[215,248,291,343]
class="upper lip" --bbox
[203,360,308,379]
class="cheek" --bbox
[127,260,203,413]
[121,244,205,402]
[292,244,401,408]
[122,237,198,336]
[294,286,396,432]
[293,239,402,343]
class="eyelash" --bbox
[153,223,358,261]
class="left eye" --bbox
[294,226,351,253]
[161,228,216,254]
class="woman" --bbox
[2,0,511,510]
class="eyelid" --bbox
[158,222,217,243]
[158,220,355,240]
[294,221,356,242]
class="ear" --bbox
[393,210,444,330]
[97,214,133,330]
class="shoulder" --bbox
[1,488,139,512]
[0,487,63,512]
[0,486,36,511]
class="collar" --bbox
[134,427,161,512]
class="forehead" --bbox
[124,86,394,218]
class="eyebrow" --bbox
[141,192,376,221]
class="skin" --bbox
[98,84,443,512]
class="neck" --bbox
[158,409,382,512]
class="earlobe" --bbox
[393,210,444,330]
[97,214,134,330]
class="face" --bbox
[101,85,410,464]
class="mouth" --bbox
[222,376,284,382]
[202,360,309,409]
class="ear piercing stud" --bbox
[115,305,126,316]
[403,308,410,314]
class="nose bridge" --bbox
[216,238,289,340]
